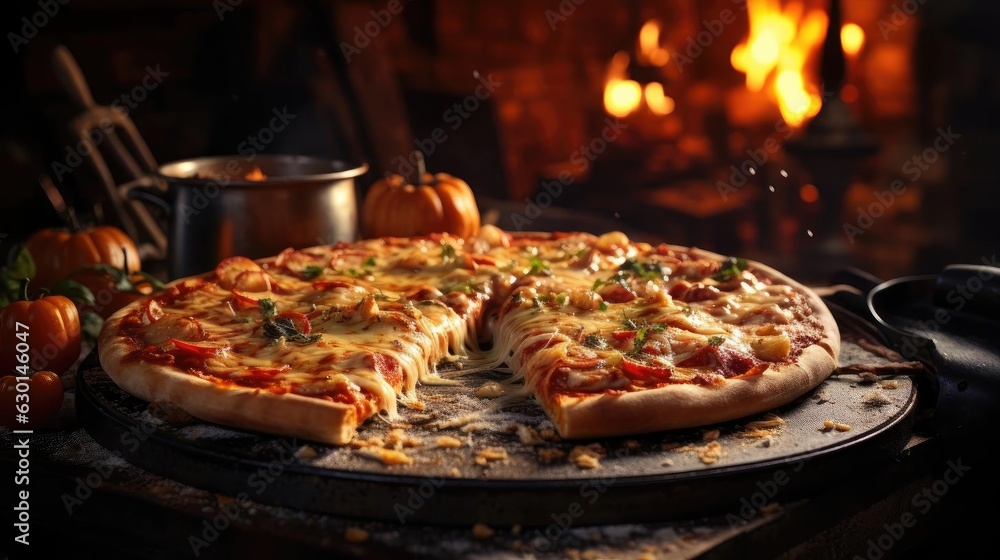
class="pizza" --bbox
[97,227,839,445]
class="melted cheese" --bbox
[120,230,825,436]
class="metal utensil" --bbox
[122,155,368,278]
[827,265,1000,441]
[50,44,168,260]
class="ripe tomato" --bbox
[0,291,81,375]
[0,371,64,429]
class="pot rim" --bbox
[155,154,369,188]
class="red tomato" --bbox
[0,371,64,429]
[275,311,311,334]
[168,338,226,358]
[620,356,673,382]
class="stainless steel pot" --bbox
[123,154,367,279]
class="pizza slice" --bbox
[477,232,839,439]
[99,237,483,445]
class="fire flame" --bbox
[245,166,267,181]
[603,20,674,118]
[730,0,829,127]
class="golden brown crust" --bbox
[98,305,359,445]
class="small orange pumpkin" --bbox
[360,152,480,239]
[25,225,140,289]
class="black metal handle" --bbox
[932,264,1000,317]
[126,186,171,213]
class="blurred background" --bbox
[1,0,997,284]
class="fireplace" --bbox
[0,0,993,282]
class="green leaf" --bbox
[259,298,278,320]
[6,245,35,281]
[364,256,377,268]
[51,279,97,306]
[707,335,726,346]
[712,257,749,282]
[648,322,666,333]
[80,311,104,343]
[441,242,457,263]
[263,316,320,344]
[597,301,608,312]
[591,279,604,291]
[301,265,324,280]
[527,256,552,276]
[582,333,608,350]
[618,259,666,282]
[555,294,567,306]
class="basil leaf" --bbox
[301,265,324,280]
[51,279,97,306]
[707,335,726,346]
[712,257,748,282]
[582,333,607,349]
[6,245,35,281]
[528,256,552,276]
[263,316,320,344]
[259,298,278,320]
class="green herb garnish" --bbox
[301,265,324,280]
[511,292,524,304]
[630,326,648,356]
[618,259,666,282]
[527,256,552,276]
[441,243,457,263]
[555,294,567,306]
[259,298,278,320]
[263,317,321,344]
[583,333,608,350]
[707,335,726,346]
[364,255,377,268]
[597,301,609,312]
[712,257,748,282]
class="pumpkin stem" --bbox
[121,246,130,273]
[412,150,427,186]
